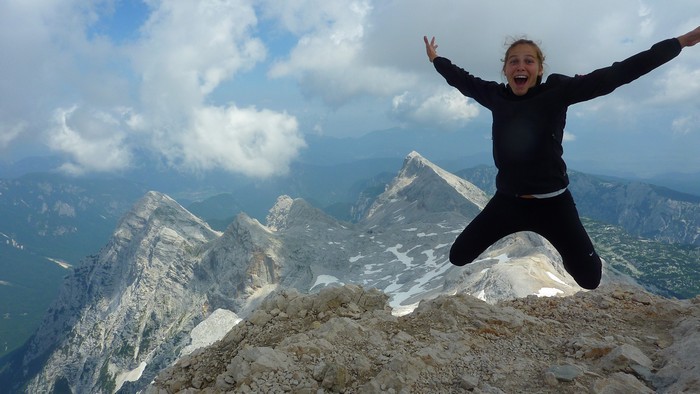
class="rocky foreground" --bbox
[146,284,699,393]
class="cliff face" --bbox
[23,192,221,393]
[147,284,700,394]
[5,152,629,393]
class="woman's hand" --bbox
[424,36,439,62]
[678,26,700,48]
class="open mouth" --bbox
[513,75,528,87]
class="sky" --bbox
[1,0,699,178]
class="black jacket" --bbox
[433,38,682,196]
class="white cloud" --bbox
[2,0,306,177]
[0,1,104,155]
[175,105,305,177]
[132,0,266,105]
[391,89,480,129]
[48,106,132,175]
[653,65,700,103]
[265,0,416,105]
[124,0,305,177]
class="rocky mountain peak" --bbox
[266,195,295,231]
[401,151,488,208]
[266,195,338,232]
[113,191,220,245]
[365,151,488,223]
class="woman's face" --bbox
[504,44,544,96]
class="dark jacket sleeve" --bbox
[433,57,501,109]
[559,38,683,104]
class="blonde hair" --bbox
[502,37,546,84]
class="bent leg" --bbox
[450,193,519,266]
[536,191,602,289]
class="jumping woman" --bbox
[424,26,700,289]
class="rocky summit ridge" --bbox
[146,284,700,393]
[3,151,696,393]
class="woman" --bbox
[424,26,700,290]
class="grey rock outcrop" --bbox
[147,284,700,393]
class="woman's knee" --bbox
[567,253,602,290]
[449,238,491,266]
[576,273,601,290]
[449,244,476,266]
[448,247,467,266]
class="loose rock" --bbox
[146,284,700,393]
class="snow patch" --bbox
[114,361,147,393]
[546,271,568,286]
[181,309,241,357]
[387,257,453,313]
[311,275,343,290]
[349,253,365,263]
[386,244,415,269]
[493,254,509,263]
[392,302,420,317]
[535,287,564,297]
[45,257,72,269]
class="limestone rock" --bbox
[145,285,699,394]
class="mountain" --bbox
[0,156,65,179]
[1,152,592,393]
[568,172,700,246]
[14,192,221,393]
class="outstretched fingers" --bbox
[424,35,439,62]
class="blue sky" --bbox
[1,0,699,178]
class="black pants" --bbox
[449,189,602,289]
